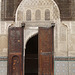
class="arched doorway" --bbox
[25,34,38,75]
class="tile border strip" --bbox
[0,57,7,61]
[55,57,75,61]
[0,57,75,61]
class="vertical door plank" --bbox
[38,27,54,75]
[8,27,23,75]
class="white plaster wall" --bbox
[0,0,1,33]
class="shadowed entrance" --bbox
[25,34,38,75]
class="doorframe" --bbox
[23,27,38,75]
[23,23,55,75]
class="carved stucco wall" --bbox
[61,21,75,57]
[0,0,75,57]
[15,0,60,23]
[15,0,61,57]
[15,0,75,57]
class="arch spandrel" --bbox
[17,10,23,21]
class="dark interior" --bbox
[25,34,38,75]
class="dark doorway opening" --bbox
[25,34,38,75]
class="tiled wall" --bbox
[0,58,75,75]
[55,61,68,75]
[69,61,75,75]
[55,61,75,75]
[0,61,7,75]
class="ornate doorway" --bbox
[7,0,61,74]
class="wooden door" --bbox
[38,26,54,75]
[8,26,54,75]
[8,27,24,75]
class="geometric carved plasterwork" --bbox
[0,21,14,34]
[15,0,61,57]
[15,0,60,24]
[60,26,67,41]
[17,10,23,21]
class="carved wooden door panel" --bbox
[12,56,20,75]
[38,27,54,75]
[8,27,23,75]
